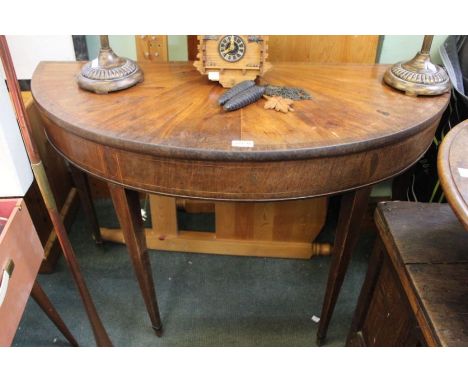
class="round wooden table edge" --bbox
[46,129,437,202]
[438,120,468,230]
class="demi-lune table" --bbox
[31,62,449,345]
[438,120,468,231]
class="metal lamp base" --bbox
[384,36,450,96]
[77,36,143,94]
[384,53,450,96]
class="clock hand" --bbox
[221,36,236,55]
[222,39,235,55]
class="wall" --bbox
[1,35,76,79]
[87,35,448,64]
[0,35,75,196]
[378,35,447,64]
[86,35,137,60]
[168,35,188,61]
[86,35,188,61]
[0,77,33,197]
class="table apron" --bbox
[43,116,440,201]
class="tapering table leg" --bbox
[346,239,384,346]
[69,164,102,244]
[108,183,163,336]
[31,280,79,346]
[316,186,371,345]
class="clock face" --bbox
[218,35,246,63]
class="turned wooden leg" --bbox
[31,280,79,346]
[316,186,371,345]
[108,183,163,336]
[69,164,103,244]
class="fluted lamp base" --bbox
[77,37,143,94]
[384,52,450,96]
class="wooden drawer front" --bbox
[0,199,43,346]
[361,257,424,347]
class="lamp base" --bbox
[384,52,450,96]
[77,47,143,94]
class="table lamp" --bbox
[77,35,143,94]
[384,35,450,96]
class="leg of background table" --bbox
[316,186,371,345]
[345,238,384,346]
[31,280,79,346]
[69,164,103,244]
[108,183,163,336]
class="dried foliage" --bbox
[263,95,294,113]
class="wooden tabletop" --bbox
[32,62,449,161]
[438,120,468,230]
[31,62,449,200]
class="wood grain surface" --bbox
[31,62,449,201]
[32,62,447,160]
[268,35,380,63]
[438,120,468,230]
[374,202,468,346]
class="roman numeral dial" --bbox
[218,35,246,63]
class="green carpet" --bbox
[12,198,373,346]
